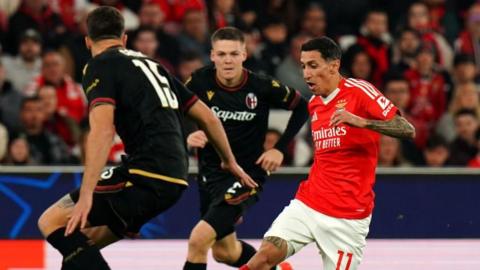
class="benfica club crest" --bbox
[245,92,258,109]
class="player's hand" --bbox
[256,148,284,174]
[187,130,208,148]
[330,109,367,128]
[221,161,258,188]
[65,193,92,236]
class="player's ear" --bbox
[85,36,92,50]
[210,49,215,62]
[121,33,128,47]
[329,59,340,74]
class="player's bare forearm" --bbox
[365,115,415,139]
[81,105,115,195]
[188,100,235,163]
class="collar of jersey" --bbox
[215,69,248,91]
[320,87,340,105]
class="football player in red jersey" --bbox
[240,37,415,270]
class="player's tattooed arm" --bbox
[264,236,288,251]
[365,115,416,139]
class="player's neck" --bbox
[91,40,124,57]
[216,70,245,88]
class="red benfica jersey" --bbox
[296,78,398,219]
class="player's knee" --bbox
[37,207,64,237]
[187,234,210,254]
[211,247,235,264]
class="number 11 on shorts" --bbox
[336,250,353,270]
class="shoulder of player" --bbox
[191,65,215,80]
[246,70,285,91]
[342,78,381,100]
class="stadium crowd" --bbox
[0,0,479,168]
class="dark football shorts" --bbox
[69,166,185,238]
[198,173,263,240]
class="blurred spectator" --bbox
[378,135,409,167]
[342,9,391,86]
[422,0,460,44]
[455,3,480,70]
[1,29,42,92]
[467,129,480,167]
[58,3,96,83]
[0,122,7,161]
[407,1,453,70]
[342,47,374,82]
[257,17,288,75]
[207,0,238,32]
[390,27,421,75]
[276,34,312,98]
[423,134,450,167]
[26,51,86,123]
[136,1,181,68]
[243,29,268,74]
[19,96,72,164]
[48,0,89,32]
[452,54,478,86]
[130,26,174,72]
[38,84,80,148]
[299,3,327,38]
[177,8,211,64]
[5,0,67,54]
[383,75,423,165]
[5,135,34,165]
[92,0,139,30]
[449,109,479,165]
[0,60,23,133]
[177,51,204,83]
[319,0,370,36]
[436,82,480,142]
[404,42,448,148]
[258,0,299,34]
[147,0,205,31]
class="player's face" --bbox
[301,50,339,97]
[211,40,247,81]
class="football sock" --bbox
[228,240,256,267]
[183,261,207,270]
[46,227,110,270]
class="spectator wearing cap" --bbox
[26,51,86,124]
[0,60,23,134]
[257,16,289,76]
[1,29,42,93]
[404,41,449,149]
[5,0,66,54]
[455,2,480,70]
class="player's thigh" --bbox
[313,214,371,270]
[200,177,260,240]
[82,225,121,249]
[264,199,316,259]
[38,193,85,237]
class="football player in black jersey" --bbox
[183,27,309,270]
[37,7,255,270]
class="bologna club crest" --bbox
[245,93,258,109]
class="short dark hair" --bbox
[425,134,448,150]
[301,36,341,61]
[21,96,42,109]
[454,54,476,67]
[211,27,245,44]
[87,6,124,41]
